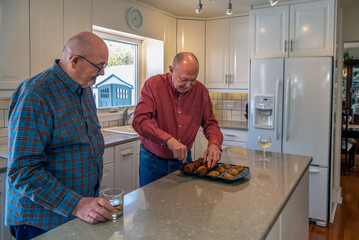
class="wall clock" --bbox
[126,7,143,31]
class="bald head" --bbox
[59,32,108,88]
[169,52,199,93]
[172,52,199,70]
[62,32,107,59]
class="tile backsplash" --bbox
[210,93,248,121]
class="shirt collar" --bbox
[52,60,83,96]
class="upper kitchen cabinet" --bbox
[64,0,92,41]
[0,0,30,90]
[206,16,249,90]
[177,19,205,83]
[250,0,334,59]
[30,0,92,76]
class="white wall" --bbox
[342,3,359,42]
[93,0,176,71]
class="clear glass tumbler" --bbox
[101,188,124,220]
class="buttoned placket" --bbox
[177,93,183,143]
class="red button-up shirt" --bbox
[132,73,223,159]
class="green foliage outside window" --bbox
[106,40,134,67]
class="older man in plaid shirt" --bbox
[6,32,115,240]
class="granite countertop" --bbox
[218,120,248,130]
[35,148,312,240]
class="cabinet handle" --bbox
[224,134,236,137]
[225,74,228,84]
[122,153,133,157]
[290,40,293,52]
[284,40,288,52]
[229,74,232,84]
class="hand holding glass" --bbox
[101,188,124,220]
[257,135,271,162]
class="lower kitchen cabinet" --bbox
[0,172,11,240]
[266,170,309,240]
[100,140,140,195]
[221,128,248,148]
[100,146,115,193]
[115,141,139,195]
[193,128,248,160]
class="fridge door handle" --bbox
[275,78,281,140]
[285,78,290,141]
[309,167,321,174]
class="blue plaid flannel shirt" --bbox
[5,60,104,231]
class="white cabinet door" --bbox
[206,19,230,89]
[250,0,334,59]
[64,0,92,42]
[289,0,334,57]
[115,141,137,195]
[206,17,249,90]
[30,0,64,76]
[100,163,114,193]
[229,16,249,89]
[135,140,140,189]
[100,146,115,192]
[0,0,30,90]
[250,5,289,59]
[177,20,205,83]
[194,130,208,160]
[0,172,11,240]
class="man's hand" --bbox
[166,137,188,162]
[71,197,116,224]
[203,144,222,169]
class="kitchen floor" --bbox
[309,154,359,240]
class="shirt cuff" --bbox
[55,189,82,217]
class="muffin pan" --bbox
[182,163,250,183]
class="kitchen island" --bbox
[35,148,311,240]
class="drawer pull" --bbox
[122,153,134,157]
[224,134,236,137]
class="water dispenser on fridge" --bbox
[254,95,275,129]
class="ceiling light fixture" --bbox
[196,0,203,14]
[226,0,233,15]
[269,0,279,7]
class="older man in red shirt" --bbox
[132,52,223,187]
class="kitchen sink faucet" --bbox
[123,107,135,125]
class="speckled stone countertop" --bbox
[218,120,248,130]
[35,148,312,240]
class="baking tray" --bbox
[182,163,250,183]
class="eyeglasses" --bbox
[76,55,107,73]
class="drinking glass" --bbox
[257,135,272,162]
[101,188,124,220]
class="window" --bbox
[92,34,139,108]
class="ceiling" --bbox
[134,0,358,18]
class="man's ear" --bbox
[169,65,174,73]
[70,56,79,69]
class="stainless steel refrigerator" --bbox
[248,57,333,227]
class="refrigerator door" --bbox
[249,59,284,152]
[309,166,329,226]
[282,57,332,166]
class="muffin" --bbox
[222,163,231,169]
[223,173,235,179]
[196,166,208,174]
[208,171,220,177]
[183,163,195,172]
[216,166,226,173]
[228,168,239,175]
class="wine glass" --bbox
[257,135,272,162]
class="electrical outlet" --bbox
[223,100,235,110]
